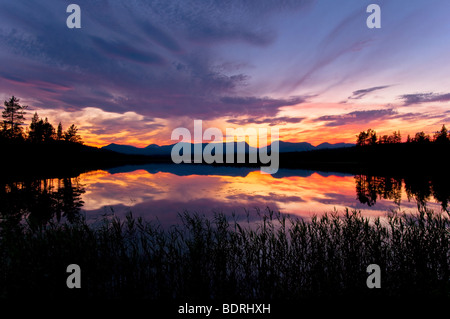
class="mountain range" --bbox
[102,141,354,156]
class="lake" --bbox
[2,163,448,227]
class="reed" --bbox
[1,208,449,299]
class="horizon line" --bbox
[96,140,355,149]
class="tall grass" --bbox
[0,208,449,299]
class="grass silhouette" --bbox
[1,208,449,299]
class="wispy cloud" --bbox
[400,92,450,106]
[348,85,391,100]
[227,116,304,126]
[312,109,398,127]
[91,37,166,65]
[311,108,445,129]
[219,96,306,117]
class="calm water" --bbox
[2,164,447,226]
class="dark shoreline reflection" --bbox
[106,163,354,178]
[355,174,450,211]
[355,175,403,207]
[1,164,449,227]
[0,177,85,228]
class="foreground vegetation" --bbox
[1,208,449,299]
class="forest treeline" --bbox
[0,96,82,144]
[0,96,163,175]
[281,125,450,174]
[356,125,449,146]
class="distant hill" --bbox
[102,141,354,156]
[104,143,174,155]
[316,142,355,150]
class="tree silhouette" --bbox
[42,118,55,141]
[433,125,449,144]
[413,131,431,144]
[28,112,44,143]
[406,134,412,143]
[404,175,433,210]
[391,130,401,143]
[0,98,83,145]
[0,177,85,228]
[28,114,56,143]
[379,135,389,144]
[355,174,378,206]
[54,177,85,223]
[356,128,377,146]
[378,131,401,144]
[430,176,450,211]
[64,124,83,144]
[56,122,63,141]
[2,96,27,140]
[355,175,402,206]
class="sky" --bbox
[1,0,450,147]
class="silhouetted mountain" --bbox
[102,141,354,155]
[274,141,314,152]
[104,141,255,156]
[105,143,173,155]
[102,143,143,155]
[316,142,355,150]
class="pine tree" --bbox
[2,96,27,139]
[28,112,42,142]
[406,135,411,143]
[57,122,63,141]
[42,118,55,142]
[433,125,449,144]
[391,130,401,143]
[64,124,83,144]
[28,114,56,143]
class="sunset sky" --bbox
[1,0,450,147]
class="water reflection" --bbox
[1,165,448,226]
[0,177,85,227]
[355,174,450,211]
[355,175,403,207]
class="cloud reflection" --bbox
[76,166,433,225]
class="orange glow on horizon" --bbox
[28,103,448,149]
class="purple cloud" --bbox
[91,37,166,65]
[220,96,306,118]
[348,85,391,100]
[226,116,305,126]
[0,0,313,120]
[312,108,445,128]
[400,92,450,106]
[313,109,398,127]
